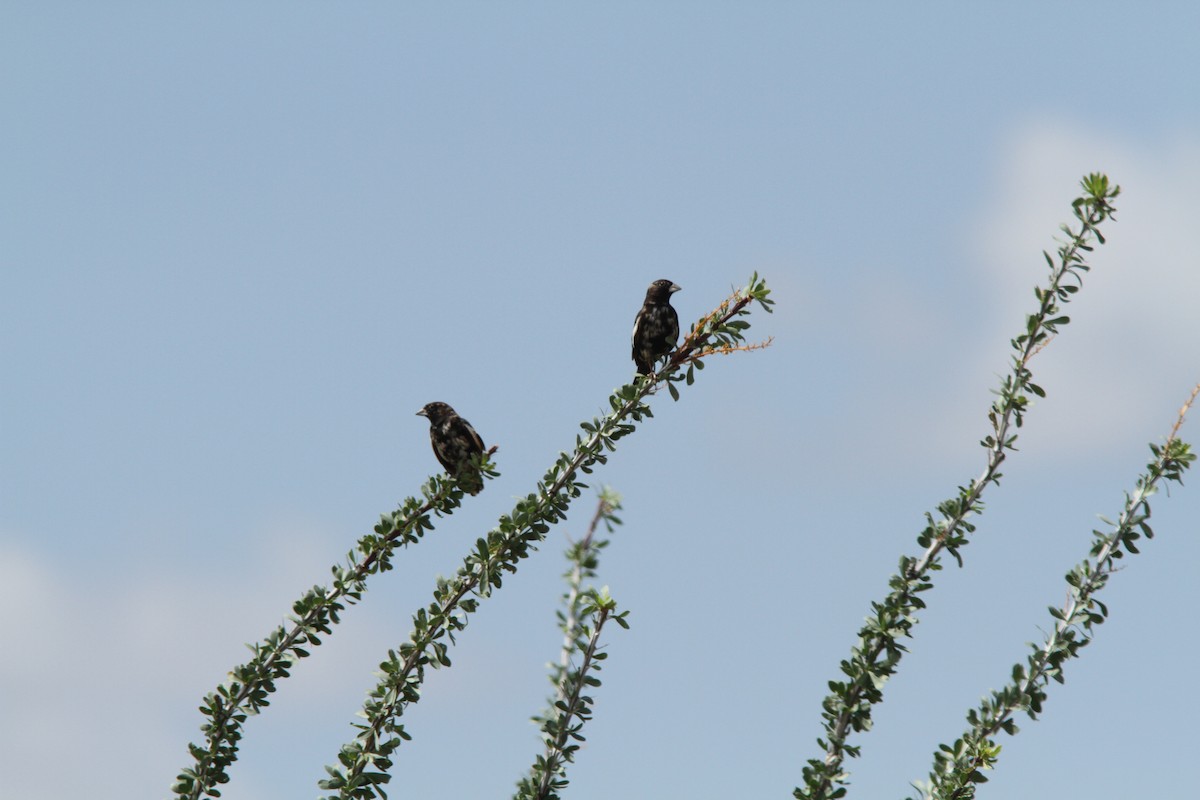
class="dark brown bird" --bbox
[416,402,486,495]
[631,279,682,374]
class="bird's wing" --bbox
[460,418,485,455]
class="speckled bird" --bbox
[416,402,486,494]
[631,279,682,374]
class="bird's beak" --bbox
[415,408,427,417]
[670,283,682,293]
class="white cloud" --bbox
[0,520,396,797]
[971,120,1200,454]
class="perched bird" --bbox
[416,402,486,495]
[631,279,682,374]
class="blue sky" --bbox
[3,4,1199,799]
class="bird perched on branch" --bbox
[416,402,486,495]
[631,279,682,374]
